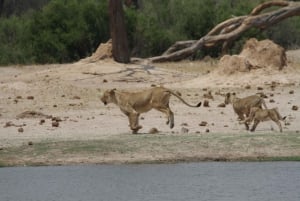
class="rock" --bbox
[18,127,24,132]
[52,121,59,127]
[218,103,226,107]
[199,121,208,126]
[39,119,45,125]
[257,87,263,90]
[149,127,159,134]
[292,105,298,111]
[72,96,81,100]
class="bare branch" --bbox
[147,1,300,63]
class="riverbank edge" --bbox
[1,132,300,167]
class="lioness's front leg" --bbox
[129,113,142,134]
[121,107,142,134]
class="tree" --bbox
[148,1,300,62]
[0,0,5,16]
[109,0,130,63]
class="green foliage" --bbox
[265,17,300,49]
[29,0,109,63]
[0,0,109,65]
[0,0,300,64]
[0,15,33,65]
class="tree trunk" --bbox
[0,0,4,17]
[148,1,300,63]
[109,0,130,63]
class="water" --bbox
[0,162,299,201]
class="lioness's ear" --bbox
[109,88,116,94]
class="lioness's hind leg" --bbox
[155,107,174,129]
[270,117,283,132]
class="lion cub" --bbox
[245,107,286,132]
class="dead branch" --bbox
[147,1,300,63]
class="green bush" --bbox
[29,0,109,63]
[0,16,33,65]
[0,0,300,65]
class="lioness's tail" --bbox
[168,90,201,107]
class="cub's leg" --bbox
[250,119,260,132]
[270,116,283,132]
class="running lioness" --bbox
[100,87,201,133]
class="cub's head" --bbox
[100,88,116,105]
[224,92,236,105]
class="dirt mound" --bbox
[80,39,113,63]
[218,38,287,75]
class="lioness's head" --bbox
[101,89,116,105]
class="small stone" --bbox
[218,103,226,107]
[289,90,294,94]
[27,96,34,100]
[72,96,81,99]
[52,121,59,127]
[18,127,24,132]
[257,87,263,90]
[28,141,33,146]
[292,105,298,111]
[149,127,159,134]
[245,85,251,89]
[199,121,208,126]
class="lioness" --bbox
[224,92,267,130]
[100,87,201,134]
[245,107,286,132]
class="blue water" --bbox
[0,162,299,201]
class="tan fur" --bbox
[245,107,286,132]
[225,93,267,130]
[100,87,201,134]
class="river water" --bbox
[0,162,299,201]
